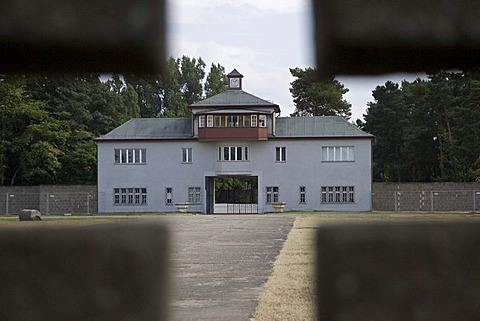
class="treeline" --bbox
[0,56,227,186]
[359,70,480,183]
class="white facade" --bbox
[97,126,373,213]
[96,71,373,213]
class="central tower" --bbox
[227,68,243,90]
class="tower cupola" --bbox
[227,69,243,90]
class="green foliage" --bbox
[361,70,480,182]
[0,55,227,186]
[205,63,227,98]
[0,75,68,185]
[289,67,351,119]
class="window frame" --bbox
[320,186,355,204]
[251,115,257,127]
[113,187,148,206]
[182,147,192,164]
[266,186,279,204]
[321,146,354,162]
[207,115,214,127]
[299,186,306,204]
[114,148,146,164]
[188,187,202,204]
[218,145,249,161]
[165,187,173,205]
[259,115,266,127]
[275,147,287,162]
[199,115,206,128]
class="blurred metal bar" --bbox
[0,0,166,73]
[317,221,480,320]
[314,0,480,76]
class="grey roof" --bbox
[196,108,273,115]
[96,118,192,140]
[190,90,279,108]
[275,116,373,138]
[96,116,372,141]
[227,69,243,77]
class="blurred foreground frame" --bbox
[0,0,166,74]
[314,0,480,77]
[316,221,480,321]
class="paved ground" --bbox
[151,214,296,321]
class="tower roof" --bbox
[191,69,280,112]
[190,89,279,111]
[227,68,243,78]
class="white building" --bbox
[96,70,373,213]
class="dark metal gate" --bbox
[214,176,258,214]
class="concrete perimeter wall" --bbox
[373,182,480,212]
[1,183,479,214]
[0,185,97,215]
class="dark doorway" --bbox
[214,176,258,214]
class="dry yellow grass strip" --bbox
[253,213,479,320]
[253,216,320,321]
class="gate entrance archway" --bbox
[209,176,258,214]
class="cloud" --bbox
[167,0,314,118]
[169,0,310,24]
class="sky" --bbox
[166,0,423,121]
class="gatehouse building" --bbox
[96,70,373,213]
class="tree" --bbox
[289,67,351,119]
[123,73,164,118]
[178,56,206,105]
[0,75,69,185]
[162,57,188,117]
[361,70,480,183]
[362,81,407,182]
[0,55,228,185]
[205,63,227,97]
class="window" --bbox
[204,115,260,127]
[322,146,354,162]
[114,149,146,164]
[113,187,147,205]
[188,187,201,204]
[128,188,134,204]
[348,186,355,202]
[134,188,140,204]
[218,146,249,161]
[214,115,225,127]
[227,115,239,127]
[275,147,286,162]
[259,115,266,127]
[207,115,213,127]
[266,186,279,203]
[165,187,173,205]
[321,186,354,203]
[300,186,306,204]
[182,147,192,163]
[199,115,205,128]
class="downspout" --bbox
[272,111,276,136]
[190,108,195,137]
